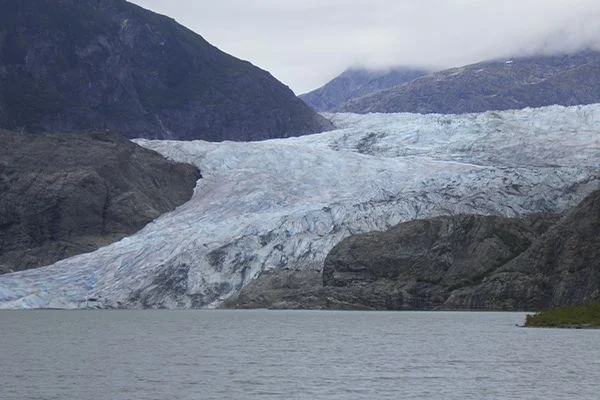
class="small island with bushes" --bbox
[524,304,600,328]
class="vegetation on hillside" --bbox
[524,304,600,328]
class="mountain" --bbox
[338,51,600,114]
[299,67,430,112]
[0,104,598,309]
[0,0,332,140]
[0,130,200,274]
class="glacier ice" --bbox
[0,104,599,309]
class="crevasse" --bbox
[0,105,599,309]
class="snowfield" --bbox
[1,105,599,309]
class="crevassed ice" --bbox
[1,105,599,309]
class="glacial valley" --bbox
[0,104,599,309]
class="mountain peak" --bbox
[0,0,332,140]
[299,66,430,112]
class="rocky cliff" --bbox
[338,51,600,114]
[299,67,429,112]
[0,130,200,274]
[0,0,332,140]
[444,188,600,310]
[321,214,555,310]
[226,190,599,310]
[321,189,600,310]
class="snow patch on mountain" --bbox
[0,105,599,309]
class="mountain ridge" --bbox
[300,67,430,112]
[337,51,600,114]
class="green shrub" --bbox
[525,304,600,327]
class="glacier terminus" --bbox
[0,104,599,309]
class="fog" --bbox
[131,0,600,93]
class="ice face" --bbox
[1,105,599,309]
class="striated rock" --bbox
[299,67,429,112]
[0,130,200,274]
[0,0,332,140]
[320,214,558,309]
[339,51,600,114]
[445,189,600,310]
[221,269,381,310]
[228,189,599,311]
[320,190,600,310]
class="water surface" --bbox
[1,310,598,400]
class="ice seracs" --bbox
[0,104,599,309]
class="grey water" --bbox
[1,310,598,400]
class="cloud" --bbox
[131,0,600,93]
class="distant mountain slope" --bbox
[299,67,429,112]
[0,0,332,140]
[339,51,600,114]
[0,130,200,274]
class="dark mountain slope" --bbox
[0,0,332,140]
[0,130,200,274]
[339,51,600,114]
[299,67,429,112]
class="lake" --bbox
[1,310,598,400]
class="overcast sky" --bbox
[131,0,600,94]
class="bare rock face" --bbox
[445,189,600,310]
[0,0,332,140]
[322,190,600,310]
[225,189,599,311]
[0,130,200,274]
[322,214,559,310]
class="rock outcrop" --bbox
[221,269,380,310]
[0,130,200,274]
[225,189,599,310]
[321,214,557,310]
[338,51,600,114]
[299,67,429,112]
[321,189,600,310]
[445,188,600,310]
[0,0,332,140]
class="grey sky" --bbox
[131,0,600,94]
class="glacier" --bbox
[0,104,599,309]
